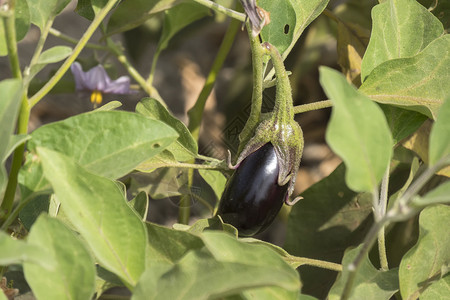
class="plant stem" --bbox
[293,100,332,114]
[180,15,240,224]
[187,17,240,140]
[29,0,121,108]
[192,0,246,22]
[238,25,265,153]
[49,27,109,51]
[285,256,343,272]
[1,94,29,222]
[378,166,390,271]
[3,0,21,79]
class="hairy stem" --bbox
[192,0,246,22]
[293,100,332,114]
[286,256,343,272]
[378,166,390,271]
[237,25,265,153]
[29,0,121,108]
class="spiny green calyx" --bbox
[232,42,304,204]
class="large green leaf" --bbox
[133,231,299,300]
[26,0,71,30]
[0,231,52,267]
[361,0,444,81]
[328,245,399,300]
[28,110,178,179]
[106,0,182,35]
[360,34,450,119]
[285,164,373,298]
[37,147,147,288]
[23,215,96,300]
[259,0,329,58]
[320,67,393,192]
[399,205,450,299]
[420,275,450,300]
[136,98,197,161]
[0,79,22,199]
[145,222,204,266]
[429,96,450,166]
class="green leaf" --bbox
[420,274,450,300]
[75,0,108,20]
[380,105,427,145]
[106,0,183,35]
[187,216,238,236]
[5,134,30,159]
[133,232,300,300]
[37,45,72,64]
[239,286,302,300]
[0,0,30,56]
[18,152,50,202]
[259,0,329,58]
[0,79,22,198]
[361,0,444,82]
[157,2,210,53]
[285,164,373,298]
[145,222,204,266]
[320,67,393,192]
[412,181,450,206]
[198,168,227,202]
[137,98,198,161]
[28,110,178,179]
[19,194,50,230]
[27,0,71,30]
[399,205,450,299]
[429,96,450,166]
[0,231,52,267]
[328,245,399,300]
[129,191,149,220]
[37,147,147,288]
[360,34,450,119]
[23,215,96,300]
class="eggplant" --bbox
[217,143,288,236]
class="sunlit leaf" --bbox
[28,110,178,179]
[361,0,444,81]
[23,215,96,300]
[137,98,198,161]
[360,35,450,119]
[399,205,450,299]
[37,147,147,288]
[321,67,393,192]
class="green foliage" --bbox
[1,0,449,299]
[399,205,450,299]
[321,67,393,192]
[37,147,147,288]
[23,215,96,300]
[328,245,399,299]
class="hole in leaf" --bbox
[284,24,290,34]
[152,143,161,149]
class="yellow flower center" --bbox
[90,90,103,105]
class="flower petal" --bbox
[103,76,132,94]
[84,65,110,91]
[71,62,89,91]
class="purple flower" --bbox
[70,62,133,106]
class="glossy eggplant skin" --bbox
[217,143,288,236]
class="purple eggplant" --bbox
[217,143,289,236]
